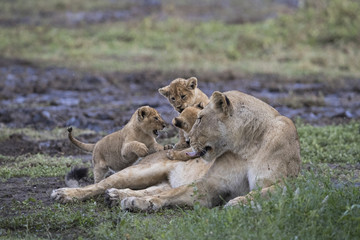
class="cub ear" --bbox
[158,86,170,97]
[196,102,204,109]
[210,91,233,117]
[137,106,150,121]
[173,117,183,128]
[186,77,198,90]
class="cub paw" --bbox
[137,144,149,157]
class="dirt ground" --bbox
[0,56,359,207]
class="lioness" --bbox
[159,77,209,149]
[51,91,301,211]
[66,106,169,185]
[51,105,211,204]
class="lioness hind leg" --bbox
[224,185,276,207]
[105,182,171,207]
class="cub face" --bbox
[137,106,167,138]
[158,77,198,113]
[172,106,203,133]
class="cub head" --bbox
[172,104,203,133]
[136,106,167,138]
[188,91,234,161]
[159,77,199,113]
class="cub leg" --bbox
[105,182,171,207]
[122,141,149,160]
[51,161,176,203]
[93,166,109,183]
[174,129,189,150]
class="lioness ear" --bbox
[211,91,233,117]
[137,106,149,121]
[186,77,197,90]
[158,86,170,97]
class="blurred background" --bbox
[0,0,359,151]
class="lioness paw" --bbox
[224,196,248,208]
[105,188,122,207]
[121,197,160,212]
[51,188,75,203]
[166,149,176,160]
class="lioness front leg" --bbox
[51,161,175,203]
[121,181,211,212]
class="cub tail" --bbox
[67,127,95,152]
[65,167,89,188]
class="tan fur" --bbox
[67,106,169,183]
[52,91,301,212]
[51,108,211,204]
[159,77,209,149]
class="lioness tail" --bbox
[67,127,95,152]
[65,167,88,188]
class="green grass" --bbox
[0,0,359,78]
[0,122,359,239]
[0,154,86,180]
[0,126,97,142]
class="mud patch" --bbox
[0,177,62,208]
[0,133,100,157]
[1,62,359,136]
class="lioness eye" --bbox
[171,97,175,101]
[197,116,202,123]
[181,95,186,100]
[154,117,159,121]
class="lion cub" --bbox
[166,106,202,161]
[158,77,209,149]
[66,106,169,186]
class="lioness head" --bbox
[136,106,167,138]
[158,77,199,113]
[188,91,234,161]
[172,104,203,133]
